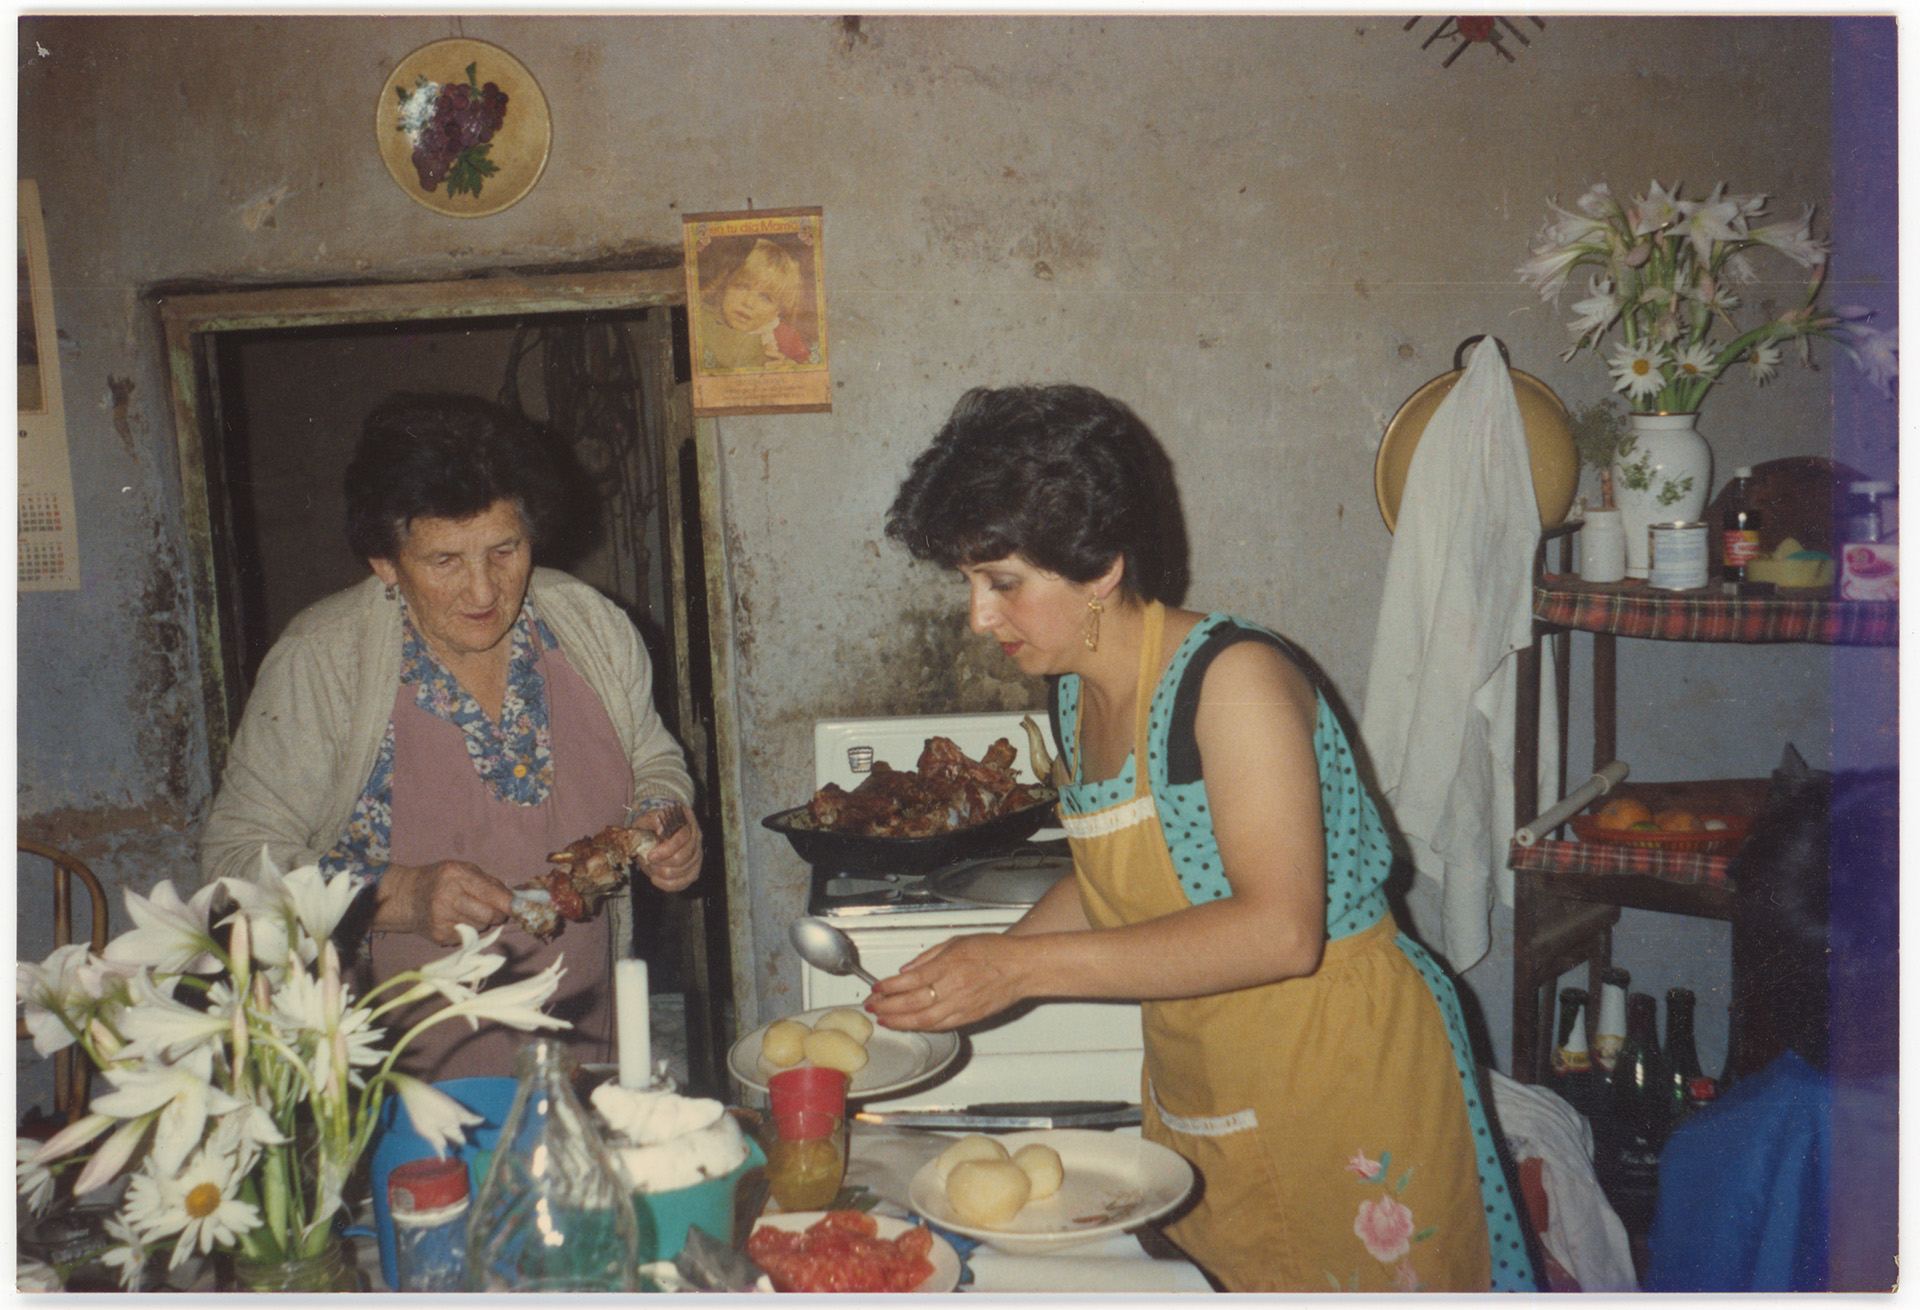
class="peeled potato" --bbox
[802,1027,869,1075]
[934,1133,1010,1184]
[811,1007,875,1044]
[946,1159,1032,1228]
[1012,1143,1064,1201]
[761,1018,809,1067]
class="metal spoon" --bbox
[789,916,882,987]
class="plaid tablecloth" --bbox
[1509,836,1732,888]
[1533,575,1898,645]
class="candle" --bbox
[615,958,651,1089]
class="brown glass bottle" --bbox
[1664,987,1709,1120]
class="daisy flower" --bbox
[157,1149,262,1267]
[99,1213,150,1292]
[1746,340,1783,384]
[1671,342,1717,384]
[1608,341,1668,402]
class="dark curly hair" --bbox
[883,384,1189,604]
[343,392,572,561]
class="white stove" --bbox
[797,712,1145,1111]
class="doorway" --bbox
[156,269,746,1096]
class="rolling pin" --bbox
[1513,760,1630,846]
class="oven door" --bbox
[799,906,1144,1112]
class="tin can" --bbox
[1648,521,1709,590]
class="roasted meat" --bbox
[509,806,688,939]
[802,736,1037,838]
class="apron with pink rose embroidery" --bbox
[1054,602,1536,1292]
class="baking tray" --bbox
[763,789,1059,876]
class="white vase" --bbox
[1613,413,1712,578]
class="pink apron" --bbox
[369,643,633,1081]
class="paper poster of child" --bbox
[683,208,831,415]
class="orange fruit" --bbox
[1654,808,1703,832]
[1596,797,1653,830]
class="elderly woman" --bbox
[201,392,701,1080]
[868,385,1536,1292]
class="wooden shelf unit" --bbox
[1508,533,1897,1085]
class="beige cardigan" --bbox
[199,569,694,949]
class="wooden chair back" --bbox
[17,838,111,1122]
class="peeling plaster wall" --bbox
[18,16,1862,1087]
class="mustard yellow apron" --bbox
[1059,602,1498,1292]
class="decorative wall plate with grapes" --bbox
[377,38,550,218]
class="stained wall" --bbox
[18,16,1882,1091]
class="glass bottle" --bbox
[1663,987,1708,1121]
[1844,480,1894,544]
[467,1039,645,1292]
[1593,967,1630,1073]
[1721,466,1762,583]
[1608,993,1671,1152]
[1549,987,1604,1119]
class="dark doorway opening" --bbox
[197,303,733,1095]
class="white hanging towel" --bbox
[1359,337,1559,971]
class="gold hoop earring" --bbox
[1084,594,1103,652]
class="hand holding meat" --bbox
[372,859,516,946]
[510,805,701,938]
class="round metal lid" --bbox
[925,851,1073,908]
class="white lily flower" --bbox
[17,1138,56,1213]
[1566,275,1620,338]
[157,1148,262,1267]
[90,1045,246,1177]
[1747,205,1829,269]
[220,847,358,969]
[17,943,93,1055]
[1840,322,1899,397]
[115,972,235,1063]
[393,924,509,1007]
[430,959,570,1034]
[31,1111,114,1165]
[103,880,224,975]
[72,1112,156,1196]
[1676,183,1746,264]
[390,1074,484,1157]
[1633,179,1685,235]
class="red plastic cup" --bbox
[769,1066,849,1120]
[773,1108,841,1143]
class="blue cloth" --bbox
[1647,1051,1830,1291]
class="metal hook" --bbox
[1453,335,1512,371]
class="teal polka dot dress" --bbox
[1051,613,1538,1292]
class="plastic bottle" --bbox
[467,1039,645,1292]
[389,1156,469,1292]
[1721,467,1762,583]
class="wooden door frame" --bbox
[153,268,755,1029]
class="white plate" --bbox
[907,1128,1195,1254]
[728,1007,962,1098]
[749,1211,961,1294]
